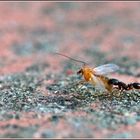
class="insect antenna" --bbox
[53,52,88,65]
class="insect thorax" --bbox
[82,67,93,82]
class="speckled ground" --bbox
[0,2,140,138]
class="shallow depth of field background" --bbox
[0,2,140,138]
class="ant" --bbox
[108,78,128,92]
[108,78,140,92]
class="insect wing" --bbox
[93,63,119,75]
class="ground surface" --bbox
[0,2,140,138]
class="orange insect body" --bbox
[80,65,93,81]
[55,52,119,93]
[78,65,113,92]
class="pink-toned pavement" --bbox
[0,2,140,138]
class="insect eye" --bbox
[77,70,82,75]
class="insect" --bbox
[107,79,140,92]
[127,82,140,90]
[54,52,119,93]
[108,78,128,92]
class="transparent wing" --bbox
[93,63,119,75]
